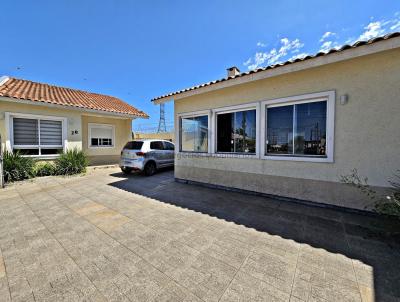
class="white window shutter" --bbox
[91,126,113,139]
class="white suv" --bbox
[119,139,174,176]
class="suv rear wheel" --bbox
[144,161,156,176]
[121,167,132,174]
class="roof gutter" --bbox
[0,96,147,119]
[152,35,400,104]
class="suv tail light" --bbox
[136,152,145,157]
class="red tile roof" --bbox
[0,77,148,118]
[151,32,400,102]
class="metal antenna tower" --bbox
[157,103,167,133]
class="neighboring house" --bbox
[0,77,148,165]
[152,32,400,211]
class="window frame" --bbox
[177,110,211,153]
[212,102,260,157]
[88,123,115,149]
[5,112,67,158]
[260,91,335,163]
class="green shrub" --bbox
[3,150,35,182]
[54,148,89,175]
[34,162,56,177]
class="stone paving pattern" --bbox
[0,168,399,302]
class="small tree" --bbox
[340,169,400,217]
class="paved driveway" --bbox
[0,168,399,302]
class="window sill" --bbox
[177,152,258,159]
[20,154,61,160]
[176,152,333,163]
[88,146,115,149]
[263,155,333,163]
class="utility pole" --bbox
[157,103,167,133]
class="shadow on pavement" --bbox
[109,169,400,301]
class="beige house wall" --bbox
[174,48,400,210]
[0,99,133,165]
[82,115,132,165]
[0,100,82,151]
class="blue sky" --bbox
[1,1,399,130]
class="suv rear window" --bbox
[124,141,143,150]
[150,141,164,150]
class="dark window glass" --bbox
[294,101,327,156]
[217,109,256,153]
[13,148,39,155]
[164,141,175,150]
[150,141,164,150]
[124,141,143,150]
[91,138,113,147]
[266,105,293,155]
[180,116,208,152]
[91,138,99,146]
[266,101,327,157]
[216,113,233,152]
[99,138,112,146]
[41,148,63,155]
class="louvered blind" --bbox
[40,120,62,145]
[13,118,39,145]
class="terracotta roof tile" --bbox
[151,32,400,102]
[0,77,148,118]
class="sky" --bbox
[1,1,399,131]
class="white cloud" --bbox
[243,57,252,66]
[358,21,385,40]
[289,52,308,60]
[320,31,336,42]
[245,37,305,69]
[390,20,400,31]
[244,12,400,71]
[319,40,339,52]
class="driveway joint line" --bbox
[0,247,12,302]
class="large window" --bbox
[266,100,327,157]
[217,109,256,153]
[175,91,334,162]
[180,115,208,152]
[11,116,64,156]
[89,124,114,148]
